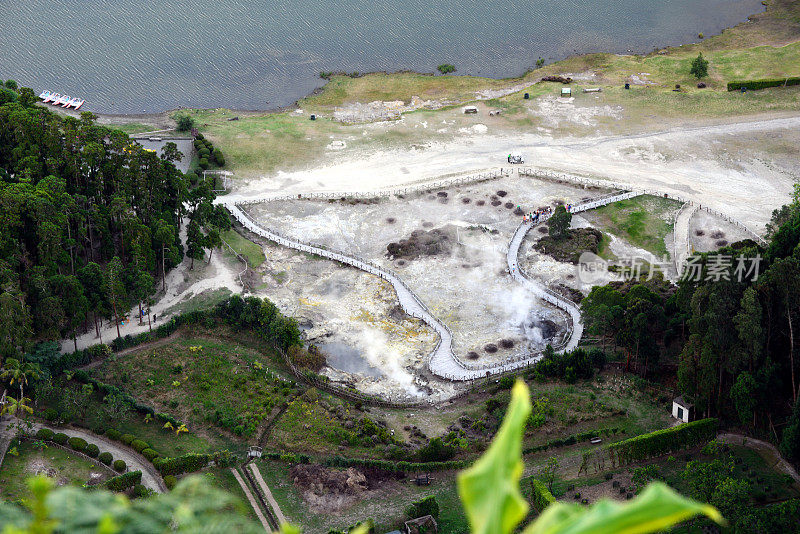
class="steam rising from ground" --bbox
[356,328,422,397]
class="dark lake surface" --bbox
[0,0,763,114]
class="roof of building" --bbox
[673,396,693,408]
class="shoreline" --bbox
[46,2,778,123]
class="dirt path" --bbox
[672,202,698,275]
[718,432,800,485]
[231,467,273,532]
[249,463,288,525]
[77,332,182,371]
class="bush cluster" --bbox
[53,433,69,445]
[153,453,211,476]
[85,444,100,458]
[105,471,142,492]
[164,475,177,490]
[36,428,54,441]
[113,459,127,473]
[192,134,224,170]
[99,452,113,465]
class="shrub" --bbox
[121,434,135,446]
[85,443,100,458]
[406,495,439,519]
[99,452,113,465]
[142,448,160,462]
[690,53,709,79]
[212,148,224,166]
[106,429,123,441]
[43,408,58,422]
[198,147,210,159]
[164,475,177,490]
[153,453,210,476]
[36,428,55,441]
[531,479,556,512]
[175,114,195,132]
[67,437,88,452]
[113,459,127,473]
[133,484,151,498]
[437,64,456,74]
[105,471,141,492]
[53,433,69,445]
[131,439,150,453]
[198,158,209,170]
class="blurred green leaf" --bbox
[458,379,531,534]
[524,482,725,534]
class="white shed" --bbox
[672,396,693,423]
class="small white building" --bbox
[561,87,572,97]
[463,105,478,114]
[672,396,694,423]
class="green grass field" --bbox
[587,196,681,257]
[91,336,301,441]
[220,229,265,268]
[0,440,109,503]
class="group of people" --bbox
[521,204,572,223]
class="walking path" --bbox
[248,463,288,526]
[0,418,166,492]
[231,467,273,532]
[221,181,638,381]
[673,202,698,276]
[718,432,800,485]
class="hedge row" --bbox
[105,471,142,492]
[153,450,236,476]
[530,479,556,513]
[727,77,800,91]
[34,429,110,466]
[523,427,621,455]
[606,418,718,466]
[261,453,470,473]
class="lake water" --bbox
[0,0,762,114]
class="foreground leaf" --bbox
[458,380,531,534]
[524,482,725,534]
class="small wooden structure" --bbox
[462,106,478,114]
[672,396,693,423]
[248,445,263,459]
[405,515,438,534]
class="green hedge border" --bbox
[727,77,800,91]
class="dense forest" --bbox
[581,193,800,464]
[0,80,224,355]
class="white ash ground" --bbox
[247,239,455,401]
[246,175,610,370]
[688,210,753,252]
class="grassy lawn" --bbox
[0,440,110,503]
[91,336,302,442]
[203,468,260,523]
[585,195,681,257]
[220,229,265,268]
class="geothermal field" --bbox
[232,171,741,400]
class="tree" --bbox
[186,220,205,270]
[690,53,709,79]
[0,289,33,360]
[153,220,178,292]
[780,395,800,461]
[729,372,758,427]
[547,205,572,240]
[1,395,33,418]
[539,456,559,492]
[175,114,195,132]
[104,256,127,339]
